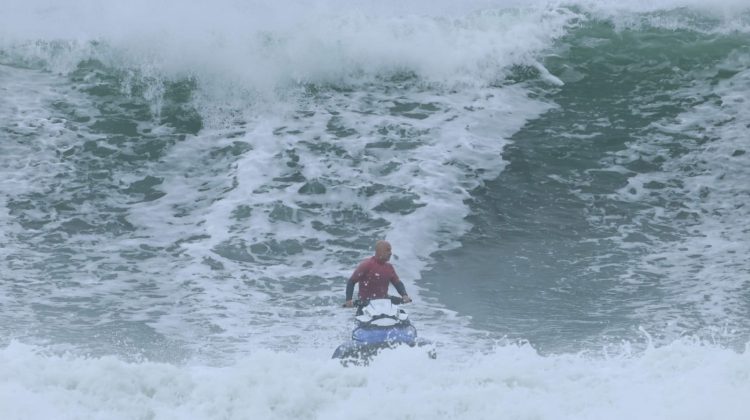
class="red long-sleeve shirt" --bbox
[346,256,406,300]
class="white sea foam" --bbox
[595,51,750,339]
[0,66,93,289]
[1,0,579,91]
[1,339,749,420]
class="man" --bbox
[344,240,412,307]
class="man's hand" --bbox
[343,300,354,308]
[401,295,412,304]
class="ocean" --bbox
[1,0,749,418]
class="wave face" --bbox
[1,1,750,418]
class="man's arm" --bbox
[344,278,355,306]
[390,267,412,303]
[393,280,407,297]
[393,281,412,303]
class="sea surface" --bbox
[1,1,749,419]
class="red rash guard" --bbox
[346,256,406,300]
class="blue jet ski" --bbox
[332,296,435,363]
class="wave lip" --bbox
[1,1,580,93]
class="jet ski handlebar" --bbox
[344,295,405,308]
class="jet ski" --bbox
[332,296,435,363]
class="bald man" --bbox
[344,240,412,307]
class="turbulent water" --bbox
[2,0,750,418]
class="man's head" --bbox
[374,240,392,263]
